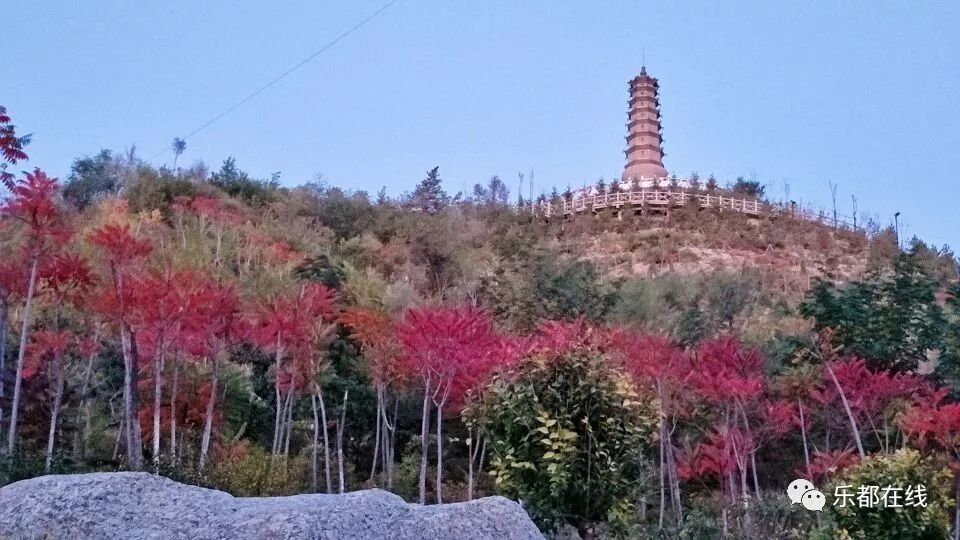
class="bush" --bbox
[817,449,953,539]
[465,345,657,533]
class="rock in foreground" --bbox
[0,472,544,540]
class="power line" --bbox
[148,0,399,163]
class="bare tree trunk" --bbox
[152,347,164,469]
[76,333,99,461]
[199,357,219,469]
[6,256,38,455]
[419,376,432,505]
[738,402,761,500]
[658,415,666,529]
[318,385,332,493]
[311,392,320,491]
[666,421,683,527]
[435,398,445,505]
[479,438,486,476]
[113,416,124,461]
[798,398,812,477]
[169,356,180,463]
[271,344,283,457]
[44,365,66,473]
[370,385,382,483]
[388,397,398,490]
[826,363,865,458]
[119,323,143,469]
[283,390,294,458]
[337,390,348,494]
[0,298,8,448]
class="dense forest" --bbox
[3,106,960,539]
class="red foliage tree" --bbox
[340,308,404,486]
[396,305,497,504]
[89,223,152,469]
[3,169,70,454]
[684,338,771,505]
[23,329,73,472]
[609,330,689,527]
[0,106,30,189]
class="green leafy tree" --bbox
[465,344,656,532]
[801,249,946,372]
[818,449,952,540]
[410,166,448,214]
[210,157,278,205]
[730,177,765,198]
[62,150,118,209]
[472,175,510,208]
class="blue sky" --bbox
[6,1,959,248]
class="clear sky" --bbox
[6,1,960,248]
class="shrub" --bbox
[817,449,952,540]
[465,346,657,533]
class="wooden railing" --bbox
[532,190,761,217]
[530,189,860,231]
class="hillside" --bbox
[3,119,960,539]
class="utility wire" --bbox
[148,0,399,163]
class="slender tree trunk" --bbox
[0,298,8,448]
[76,332,98,461]
[152,347,164,469]
[656,382,666,529]
[388,397,398,490]
[6,256,39,455]
[271,344,283,456]
[317,385,332,493]
[738,402,761,500]
[658,415,666,529]
[44,365,66,473]
[311,392,320,491]
[826,363,865,458]
[283,390,294,458]
[435,398,445,505]
[82,397,93,459]
[467,428,475,501]
[113,416,124,461]
[169,355,180,463]
[666,420,683,526]
[468,428,484,501]
[337,390,348,494]
[199,356,219,469]
[370,385,382,483]
[798,398,812,477]
[478,438,486,480]
[419,376,432,504]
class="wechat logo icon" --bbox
[788,478,826,511]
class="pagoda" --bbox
[622,66,668,182]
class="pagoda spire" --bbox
[622,67,667,181]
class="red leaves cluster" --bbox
[900,390,960,459]
[88,224,152,268]
[340,308,403,387]
[0,106,29,189]
[3,169,71,253]
[23,329,73,379]
[40,253,97,307]
[803,448,860,482]
[252,283,339,393]
[396,306,499,410]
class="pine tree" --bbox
[410,166,448,213]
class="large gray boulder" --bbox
[0,472,544,539]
